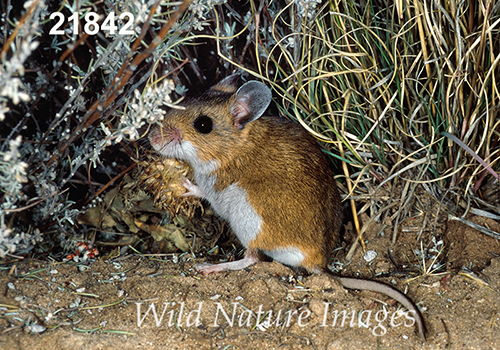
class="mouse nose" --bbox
[149,125,182,150]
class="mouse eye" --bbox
[193,115,213,134]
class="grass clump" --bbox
[252,0,500,244]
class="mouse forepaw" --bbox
[181,178,202,198]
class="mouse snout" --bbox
[149,125,182,151]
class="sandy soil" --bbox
[1,217,499,350]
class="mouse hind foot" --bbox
[195,249,259,275]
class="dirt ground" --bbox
[1,216,499,350]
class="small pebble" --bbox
[29,324,46,333]
[363,250,377,262]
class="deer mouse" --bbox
[148,75,427,338]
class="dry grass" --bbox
[230,0,500,244]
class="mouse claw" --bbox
[181,178,202,198]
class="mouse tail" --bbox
[323,269,427,339]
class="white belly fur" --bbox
[262,247,305,267]
[196,176,262,248]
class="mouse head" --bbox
[149,75,272,173]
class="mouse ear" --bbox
[230,81,272,129]
[210,74,241,94]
